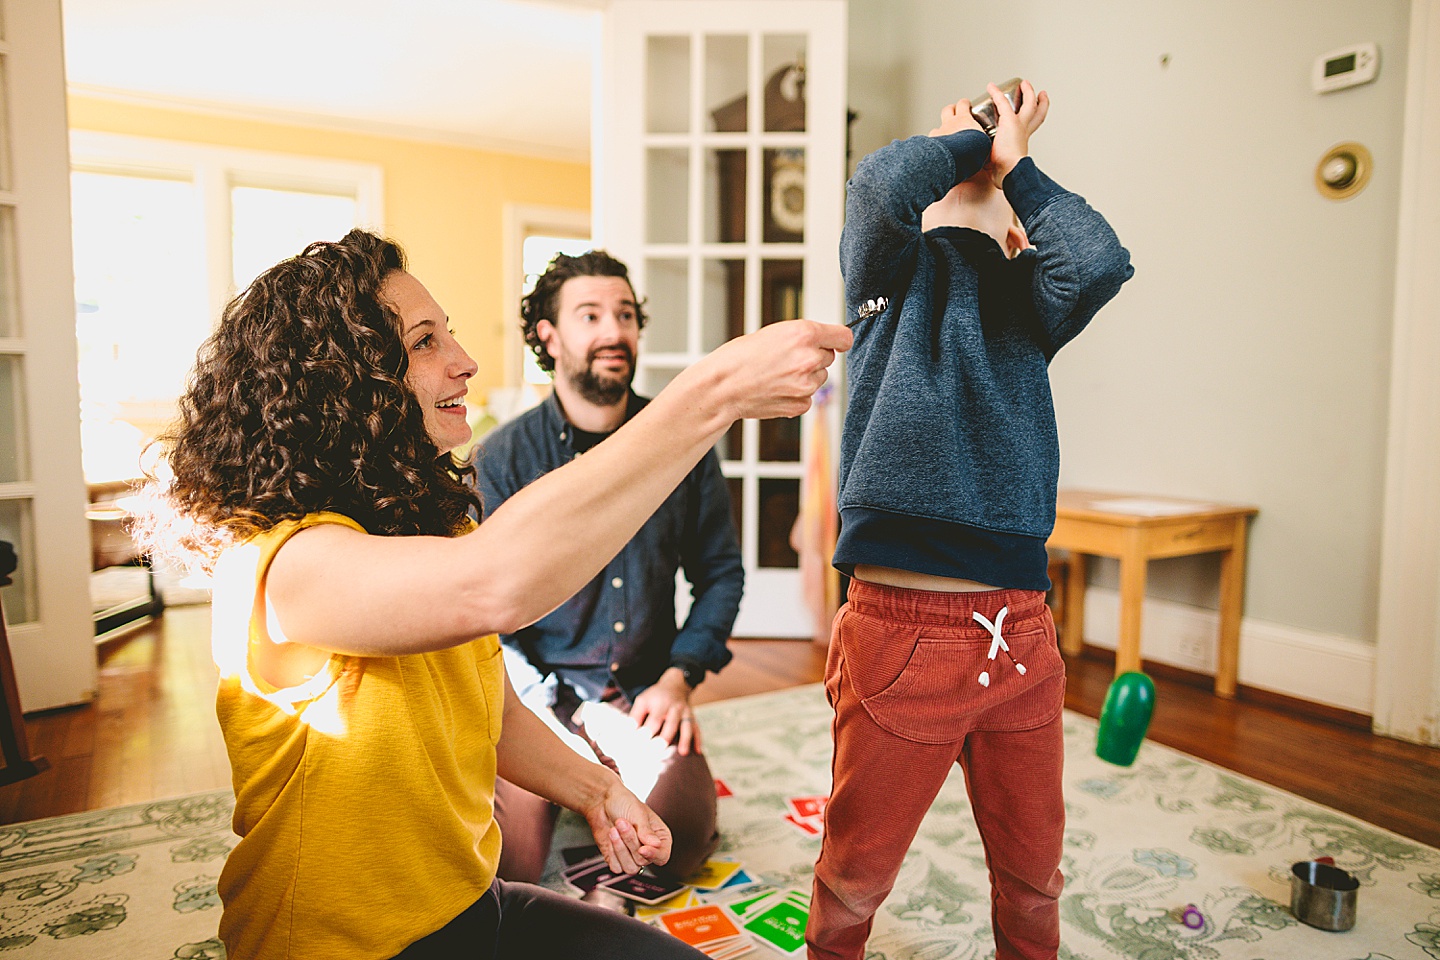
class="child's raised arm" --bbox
[839,101,993,325]
[987,80,1050,187]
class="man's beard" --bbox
[564,345,634,406]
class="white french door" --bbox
[597,0,847,637]
[0,0,98,709]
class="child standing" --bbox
[809,82,1134,960]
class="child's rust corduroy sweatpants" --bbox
[808,580,1067,960]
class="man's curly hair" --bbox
[519,249,647,373]
[137,229,482,570]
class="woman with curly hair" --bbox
[144,229,850,960]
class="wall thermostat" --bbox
[1312,42,1379,93]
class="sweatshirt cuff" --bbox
[1002,156,1066,222]
[933,129,992,186]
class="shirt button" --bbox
[613,621,625,633]
[611,577,623,588]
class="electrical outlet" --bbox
[1175,635,1207,665]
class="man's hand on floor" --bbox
[629,668,702,756]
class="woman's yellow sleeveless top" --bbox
[212,512,503,959]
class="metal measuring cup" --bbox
[969,78,1024,136]
[1290,860,1358,931]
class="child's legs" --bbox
[810,582,1065,960]
[960,710,1066,960]
[807,603,967,960]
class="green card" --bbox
[742,898,808,954]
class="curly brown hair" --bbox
[519,249,647,373]
[137,229,482,570]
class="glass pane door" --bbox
[601,1,846,637]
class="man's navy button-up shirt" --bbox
[472,391,743,703]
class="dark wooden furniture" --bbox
[0,589,49,787]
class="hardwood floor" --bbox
[3,604,1438,850]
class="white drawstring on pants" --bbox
[973,606,1026,687]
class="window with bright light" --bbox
[71,171,209,483]
[68,133,381,483]
[231,186,360,290]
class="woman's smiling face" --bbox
[383,270,478,454]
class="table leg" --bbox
[1116,547,1148,676]
[1061,553,1087,656]
[1215,518,1249,698]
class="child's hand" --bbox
[988,79,1050,183]
[928,98,984,138]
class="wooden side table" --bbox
[1047,490,1258,698]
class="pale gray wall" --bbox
[848,0,1411,644]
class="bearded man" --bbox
[472,250,742,883]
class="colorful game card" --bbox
[635,887,699,920]
[724,888,781,917]
[660,904,751,957]
[684,859,745,890]
[599,869,689,905]
[697,879,771,905]
[720,869,757,888]
[561,844,602,866]
[740,896,809,955]
[714,778,734,798]
[563,859,623,893]
[783,812,822,836]
[785,795,828,819]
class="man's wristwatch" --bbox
[674,661,706,689]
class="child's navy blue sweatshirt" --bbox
[834,129,1134,589]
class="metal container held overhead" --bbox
[1290,860,1359,932]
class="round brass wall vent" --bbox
[1315,142,1372,201]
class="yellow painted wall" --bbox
[66,96,590,394]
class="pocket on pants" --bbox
[856,616,1066,744]
[832,608,926,704]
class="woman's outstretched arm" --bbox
[262,319,850,660]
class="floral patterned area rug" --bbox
[2,683,1437,959]
[544,685,1440,960]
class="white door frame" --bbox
[1373,0,1440,746]
[1,0,97,710]
[502,203,592,389]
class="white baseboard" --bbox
[1077,587,1375,716]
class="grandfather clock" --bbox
[712,61,806,567]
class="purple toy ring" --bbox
[1180,904,1204,929]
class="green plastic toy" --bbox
[1096,671,1155,766]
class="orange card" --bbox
[659,904,742,946]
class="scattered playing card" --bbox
[785,795,827,819]
[561,844,602,866]
[600,869,689,905]
[563,859,624,893]
[684,859,745,890]
[714,778,734,798]
[741,895,809,955]
[725,889,781,918]
[719,869,756,889]
[660,904,752,958]
[783,812,822,836]
[635,887,699,920]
